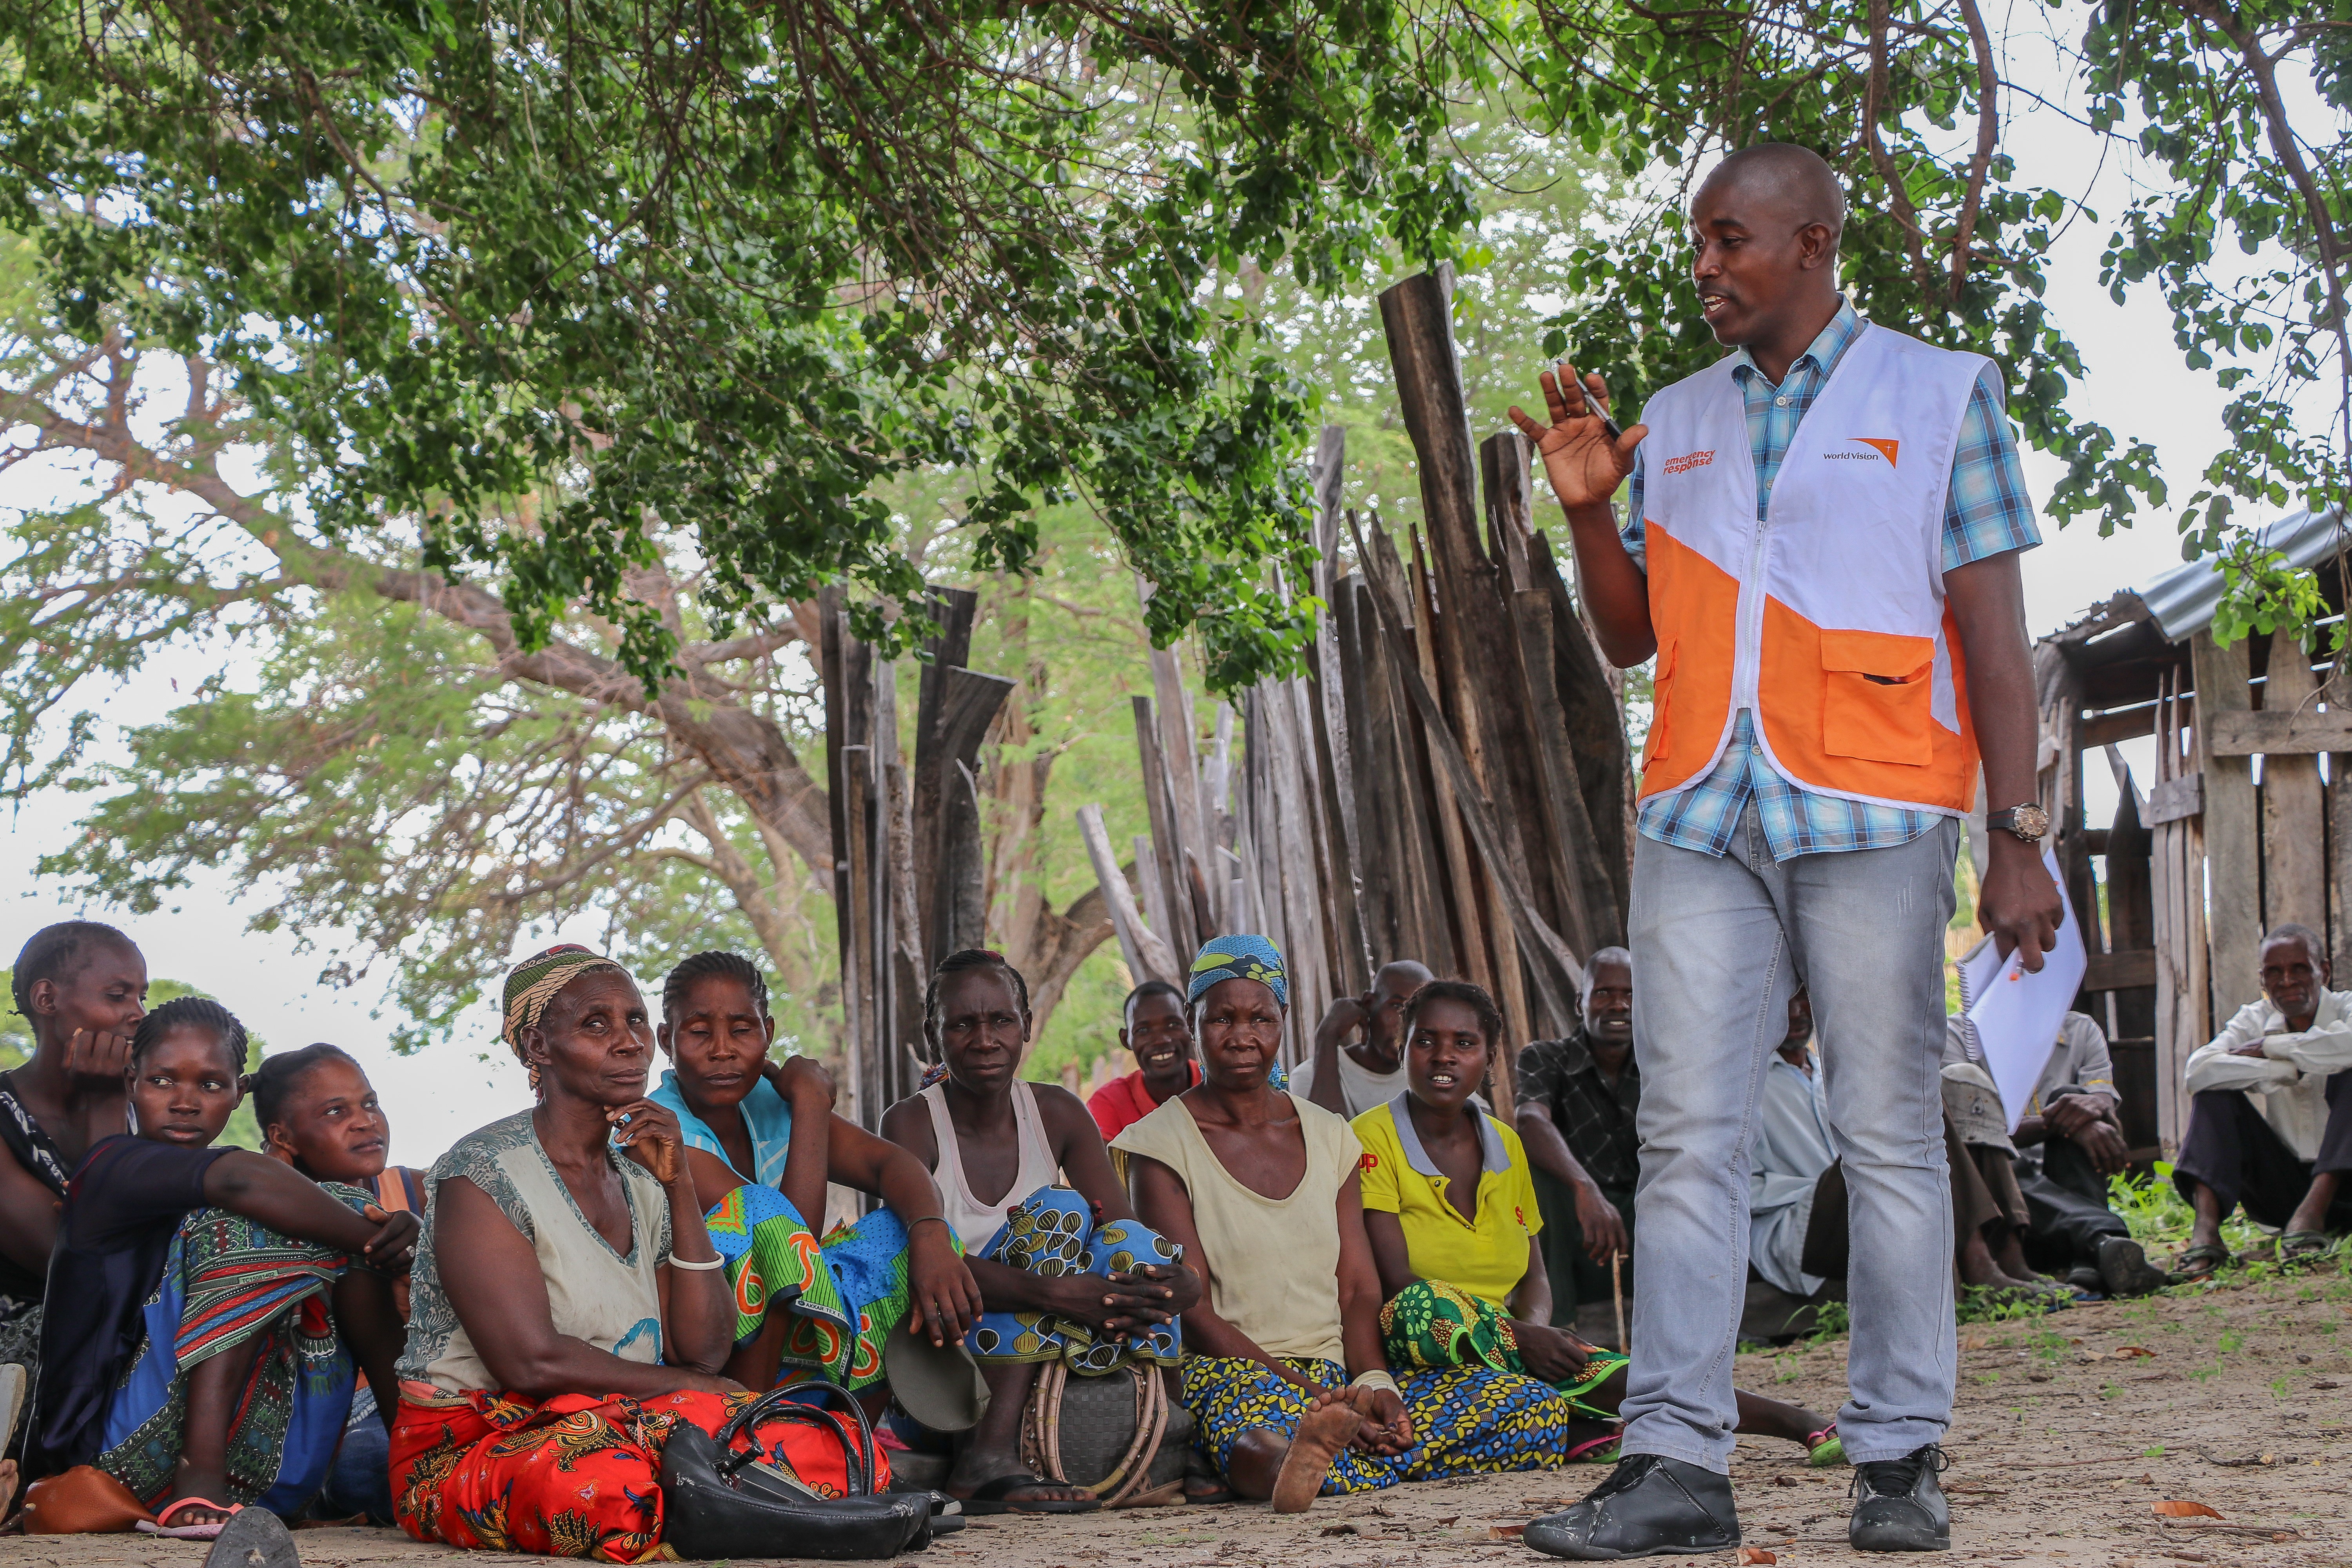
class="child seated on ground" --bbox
[29,999,416,1531]
[256,1044,422,1523]
[1356,980,1841,1465]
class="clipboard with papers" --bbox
[1951,845,2088,1132]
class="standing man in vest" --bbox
[1508,143,2062,1557]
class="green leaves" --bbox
[1,0,1506,692]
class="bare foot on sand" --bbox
[1272,1398,1364,1514]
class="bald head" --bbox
[1697,143,1847,250]
[1688,143,1848,369]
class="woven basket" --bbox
[1018,1362,1190,1508]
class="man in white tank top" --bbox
[1507,144,2062,1559]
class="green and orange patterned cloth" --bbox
[1379,1279,1626,1419]
[700,1183,931,1390]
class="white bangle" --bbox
[1348,1369,1399,1396]
[668,1252,726,1272]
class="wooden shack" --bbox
[2032,507,2348,1157]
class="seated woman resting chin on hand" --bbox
[390,945,863,1561]
[1357,980,1834,1465]
[1114,938,1572,1514]
[646,949,981,1395]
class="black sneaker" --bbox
[1522,1453,1739,1560]
[1847,1444,1950,1551]
[2096,1236,2170,1298]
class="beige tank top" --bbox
[1112,1093,1362,1364]
[398,1110,673,1394]
[920,1079,1062,1253]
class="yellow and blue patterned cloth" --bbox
[1178,1353,1575,1495]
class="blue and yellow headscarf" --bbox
[1186,935,1290,1009]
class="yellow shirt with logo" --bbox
[1352,1096,1542,1309]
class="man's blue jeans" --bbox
[1619,806,1959,1472]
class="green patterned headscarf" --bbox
[1187,935,1289,1009]
[501,943,628,1059]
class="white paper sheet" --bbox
[1953,845,2087,1132]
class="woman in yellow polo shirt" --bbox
[1356,981,1835,1464]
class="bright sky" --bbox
[0,16,2327,1166]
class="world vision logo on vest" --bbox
[1824,437,1900,466]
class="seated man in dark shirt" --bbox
[32,998,416,1531]
[1514,948,1637,1347]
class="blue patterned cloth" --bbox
[964,1185,1182,1372]
[1188,935,1289,1007]
[1619,297,2041,862]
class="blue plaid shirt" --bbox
[1620,299,2039,860]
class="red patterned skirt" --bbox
[390,1381,887,1561]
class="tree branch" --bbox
[1949,0,2000,301]
[1864,0,1934,296]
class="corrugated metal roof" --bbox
[2136,508,2347,641]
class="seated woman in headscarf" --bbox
[1115,937,1571,1514]
[645,950,983,1396]
[1356,980,1835,1466]
[392,946,965,1559]
[878,949,1199,1514]
[31,999,415,1533]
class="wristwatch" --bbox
[1986,803,2051,844]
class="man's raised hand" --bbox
[1507,365,1646,513]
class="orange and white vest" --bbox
[1635,322,1985,814]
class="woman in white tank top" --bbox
[878,950,1200,1515]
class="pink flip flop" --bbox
[1566,1432,1622,1464]
[138,1497,242,1539]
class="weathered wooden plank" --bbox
[1509,586,1599,967]
[1408,523,1492,996]
[2260,639,2328,935]
[1532,532,1632,932]
[926,665,1016,960]
[2146,772,2203,826]
[1076,804,1180,984]
[1334,573,1400,964]
[1356,551,1456,975]
[2082,949,2158,992]
[2102,748,2157,1059]
[1133,694,1200,964]
[2079,704,2158,748]
[2192,631,2263,1025]
[1149,644,1211,918]
[1348,508,1588,1026]
[818,588,871,1125]
[2205,708,2352,756]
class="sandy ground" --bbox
[6,1268,2347,1568]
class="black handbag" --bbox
[661,1379,935,1560]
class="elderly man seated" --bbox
[2174,922,2352,1276]
[1939,1011,2166,1297]
[1748,988,2148,1336]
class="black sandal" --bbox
[1182,1447,1235,1504]
[957,1472,1102,1515]
[2171,1242,2230,1282]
